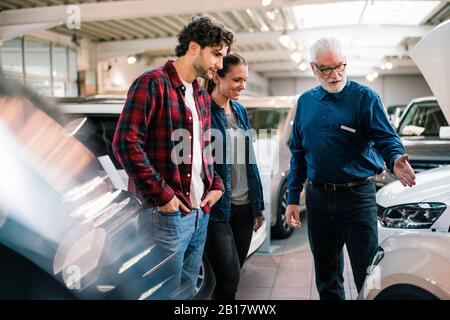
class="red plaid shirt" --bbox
[112,60,224,214]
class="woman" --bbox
[205,52,265,300]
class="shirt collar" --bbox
[211,99,238,115]
[318,78,350,100]
[164,60,203,95]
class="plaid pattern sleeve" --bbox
[112,74,175,206]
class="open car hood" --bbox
[410,20,450,124]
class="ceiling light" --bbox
[278,34,291,49]
[127,56,137,64]
[380,64,386,70]
[262,0,272,6]
[366,74,374,82]
[385,62,393,70]
[299,63,307,71]
[291,52,302,64]
[372,71,379,79]
[266,10,276,20]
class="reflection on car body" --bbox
[0,77,195,299]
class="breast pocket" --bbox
[336,121,361,146]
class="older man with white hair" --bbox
[285,37,416,300]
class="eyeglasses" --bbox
[312,62,347,75]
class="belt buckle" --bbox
[324,183,336,191]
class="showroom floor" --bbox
[236,214,358,300]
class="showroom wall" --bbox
[269,75,433,108]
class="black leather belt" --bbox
[308,177,373,191]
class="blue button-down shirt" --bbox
[287,79,405,205]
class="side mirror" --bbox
[439,126,450,139]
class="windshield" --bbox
[397,101,448,137]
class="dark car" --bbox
[0,77,211,299]
[375,96,450,189]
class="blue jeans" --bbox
[305,181,378,300]
[146,207,209,299]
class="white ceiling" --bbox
[0,0,449,79]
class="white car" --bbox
[56,95,302,240]
[361,20,450,300]
[359,233,450,300]
[54,96,267,259]
[376,165,450,243]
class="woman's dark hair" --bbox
[175,16,235,57]
[207,52,247,94]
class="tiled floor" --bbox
[237,213,358,300]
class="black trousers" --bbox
[205,203,254,300]
[306,181,379,300]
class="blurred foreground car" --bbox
[361,20,450,300]
[0,75,209,299]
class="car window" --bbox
[246,107,290,137]
[398,101,448,137]
[65,114,122,169]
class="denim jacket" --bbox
[210,99,265,221]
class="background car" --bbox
[240,96,304,239]
[375,96,450,189]
[386,104,406,128]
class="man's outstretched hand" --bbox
[393,154,416,187]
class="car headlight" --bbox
[378,202,446,229]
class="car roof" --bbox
[409,96,437,105]
[56,95,297,114]
[239,96,297,109]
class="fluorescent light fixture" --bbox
[361,1,441,26]
[293,1,364,28]
[262,0,272,7]
[293,1,440,28]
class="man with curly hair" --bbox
[113,16,235,299]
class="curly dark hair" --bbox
[175,16,235,57]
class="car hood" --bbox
[400,139,450,162]
[377,165,450,207]
[410,20,450,124]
